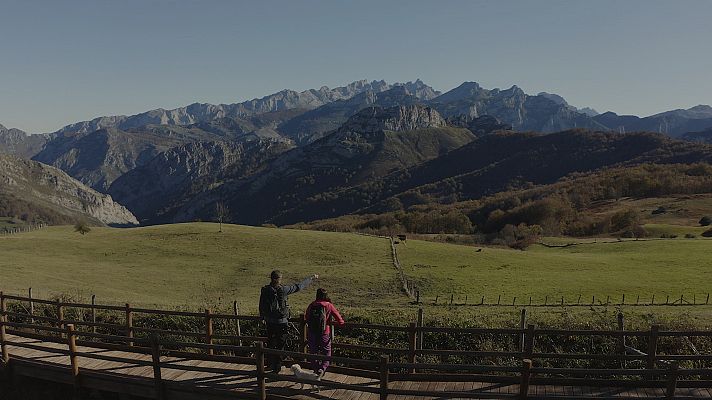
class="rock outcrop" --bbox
[0,155,138,226]
[339,104,447,134]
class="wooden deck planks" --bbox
[4,333,711,399]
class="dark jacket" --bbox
[259,276,314,324]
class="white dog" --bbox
[290,364,321,392]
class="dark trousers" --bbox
[266,323,289,371]
[308,332,332,373]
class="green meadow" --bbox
[0,223,395,312]
[397,235,712,303]
[1,222,710,326]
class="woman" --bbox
[304,288,345,377]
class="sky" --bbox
[1,0,711,133]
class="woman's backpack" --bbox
[307,303,327,335]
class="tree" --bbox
[215,202,230,233]
[74,221,91,235]
[699,216,711,227]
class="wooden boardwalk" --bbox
[3,333,711,399]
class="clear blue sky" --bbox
[2,0,711,133]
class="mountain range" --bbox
[1,78,712,229]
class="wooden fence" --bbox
[421,292,712,307]
[1,292,711,399]
[0,223,47,235]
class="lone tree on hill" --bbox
[215,202,230,233]
[74,221,91,235]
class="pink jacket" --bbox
[304,300,345,335]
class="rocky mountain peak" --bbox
[396,79,441,100]
[538,92,569,106]
[341,105,447,134]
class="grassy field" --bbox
[397,236,712,303]
[1,222,711,327]
[0,223,396,312]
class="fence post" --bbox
[416,290,420,304]
[150,334,165,400]
[91,295,96,334]
[524,325,535,360]
[408,322,416,373]
[28,288,34,324]
[66,324,79,389]
[617,312,626,368]
[56,301,64,336]
[205,309,214,355]
[519,359,532,400]
[233,301,242,347]
[519,309,527,352]
[299,313,308,354]
[1,292,8,364]
[416,308,424,351]
[380,354,390,400]
[256,341,267,400]
[647,325,659,371]
[125,303,133,347]
[666,362,679,399]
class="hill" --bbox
[280,131,712,228]
[0,154,137,226]
[593,105,712,137]
[681,127,712,144]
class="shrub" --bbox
[611,209,640,232]
[620,224,647,239]
[497,223,543,250]
[702,228,712,238]
[699,216,712,226]
[651,206,667,215]
[685,233,696,239]
[74,221,91,235]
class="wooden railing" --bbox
[1,292,712,400]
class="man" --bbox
[259,270,318,372]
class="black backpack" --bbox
[260,285,288,320]
[307,303,327,335]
